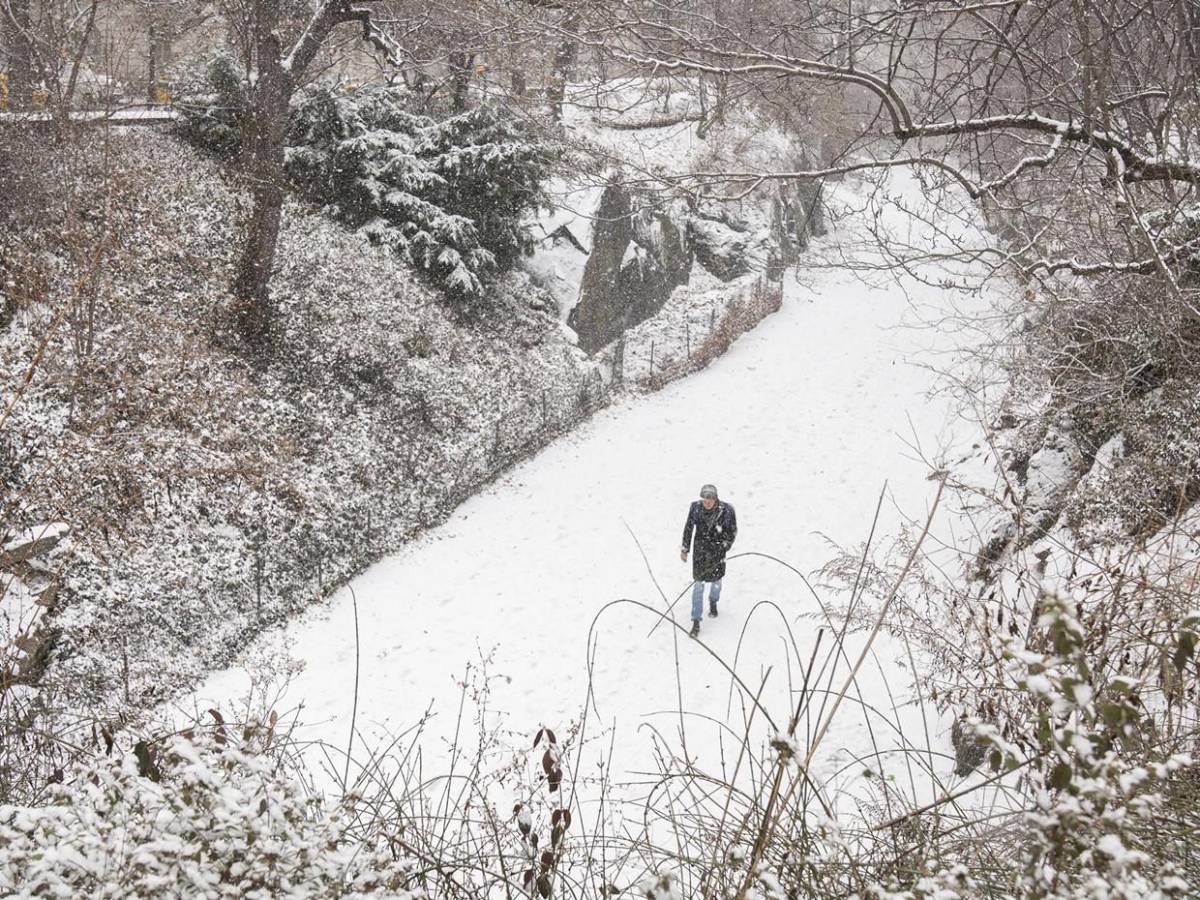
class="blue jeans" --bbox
[691,579,722,620]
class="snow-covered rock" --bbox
[1023,425,1086,519]
[527,78,824,356]
[568,181,692,353]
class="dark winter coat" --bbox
[682,501,738,582]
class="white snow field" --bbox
[181,173,997,821]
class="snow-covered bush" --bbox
[175,57,557,301]
[816,478,1200,896]
[964,591,1194,899]
[419,104,557,274]
[171,51,247,159]
[287,86,557,301]
[1065,379,1200,541]
[0,732,424,898]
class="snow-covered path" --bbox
[183,182,985,813]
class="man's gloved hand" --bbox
[680,549,688,562]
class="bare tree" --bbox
[134,0,216,100]
[0,0,101,119]
[1,0,34,110]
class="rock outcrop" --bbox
[566,164,826,355]
[568,182,692,354]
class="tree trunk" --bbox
[5,0,34,110]
[147,20,158,101]
[449,50,473,112]
[232,6,289,355]
[1182,0,1200,80]
[225,0,391,355]
[52,0,99,122]
[547,18,579,123]
[232,133,287,352]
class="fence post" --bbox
[685,319,691,359]
[613,336,625,387]
[710,302,716,329]
[541,390,548,428]
[650,340,656,377]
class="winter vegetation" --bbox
[2,0,1200,897]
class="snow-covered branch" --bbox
[1018,236,1200,277]
[607,45,1200,189]
[603,47,913,136]
[282,0,402,82]
[902,112,1200,186]
[975,132,1065,195]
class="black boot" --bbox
[689,619,701,638]
[708,600,718,618]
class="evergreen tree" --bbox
[287,85,557,302]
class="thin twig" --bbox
[342,584,361,792]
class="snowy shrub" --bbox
[286,86,556,302]
[1065,379,1200,540]
[638,873,683,899]
[963,591,1195,899]
[419,104,557,274]
[172,52,247,159]
[0,731,424,898]
[604,274,782,392]
[814,475,1200,896]
[673,279,781,380]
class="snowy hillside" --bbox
[0,129,602,711]
[1,77,823,742]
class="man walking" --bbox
[681,484,737,638]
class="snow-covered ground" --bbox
[179,173,996,819]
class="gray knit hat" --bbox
[699,484,718,499]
